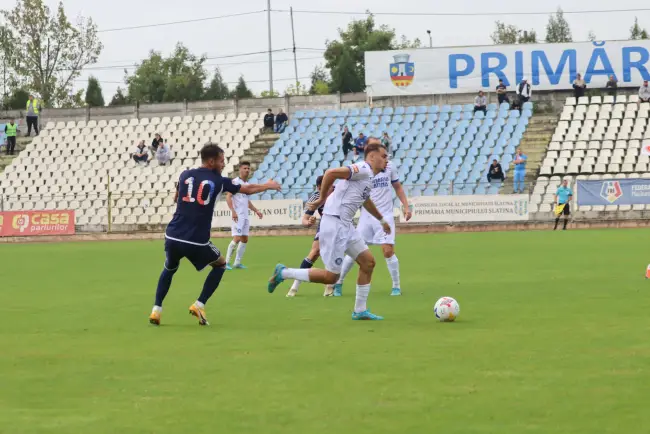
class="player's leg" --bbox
[226,219,242,269]
[382,244,402,296]
[349,238,382,320]
[149,240,182,325]
[268,215,343,292]
[332,255,355,297]
[287,239,320,297]
[188,242,225,326]
[233,220,250,269]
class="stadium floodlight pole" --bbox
[290,7,299,90]
[267,0,274,94]
[427,30,432,48]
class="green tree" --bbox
[126,43,207,103]
[2,0,102,106]
[284,82,309,96]
[323,15,420,94]
[630,17,649,40]
[309,65,330,94]
[203,68,230,100]
[312,80,330,95]
[4,87,29,109]
[260,89,280,98]
[230,76,253,99]
[84,76,104,107]
[545,7,572,43]
[491,21,537,44]
[109,87,129,106]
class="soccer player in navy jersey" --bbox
[149,143,281,326]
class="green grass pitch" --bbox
[2,229,650,434]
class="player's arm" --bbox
[308,167,351,211]
[248,200,263,219]
[237,179,281,195]
[225,192,238,222]
[363,198,391,234]
[173,181,179,202]
[392,180,412,221]
[302,210,316,227]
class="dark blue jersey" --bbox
[165,168,240,245]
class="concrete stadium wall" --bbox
[0,86,641,126]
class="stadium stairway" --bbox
[501,115,557,194]
[238,132,279,176]
[0,136,32,173]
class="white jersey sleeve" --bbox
[231,177,250,218]
[323,163,373,222]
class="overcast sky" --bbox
[49,0,650,101]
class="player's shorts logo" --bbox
[600,180,623,203]
[335,258,343,266]
[237,228,241,234]
[12,214,29,232]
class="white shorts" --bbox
[358,212,396,245]
[319,214,368,274]
[231,218,250,237]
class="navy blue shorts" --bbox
[164,238,221,271]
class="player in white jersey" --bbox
[333,159,412,296]
[225,161,263,270]
[267,140,391,320]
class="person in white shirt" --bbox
[332,159,412,297]
[225,161,263,270]
[639,80,650,103]
[132,140,149,164]
[515,78,532,109]
[156,140,171,165]
[267,140,390,320]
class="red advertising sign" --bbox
[0,210,75,237]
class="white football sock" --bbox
[385,254,400,288]
[194,301,205,309]
[226,240,238,264]
[152,305,162,314]
[290,280,301,290]
[281,268,310,281]
[354,284,371,313]
[336,255,355,284]
[234,242,247,265]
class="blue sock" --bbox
[197,267,226,305]
[155,268,177,306]
[300,258,313,269]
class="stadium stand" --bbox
[532,94,650,213]
[0,113,261,226]
[248,103,534,206]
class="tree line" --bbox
[1,1,649,108]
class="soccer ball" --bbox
[434,297,460,322]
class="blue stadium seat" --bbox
[394,106,405,115]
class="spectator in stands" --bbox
[151,133,163,154]
[496,79,509,105]
[354,132,368,159]
[487,159,504,183]
[341,126,353,158]
[4,119,18,155]
[639,81,650,103]
[381,132,392,153]
[275,108,288,133]
[132,140,149,164]
[513,149,528,193]
[156,140,171,166]
[263,108,275,132]
[516,78,532,106]
[25,95,41,137]
[572,73,587,98]
[606,75,618,100]
[473,91,487,114]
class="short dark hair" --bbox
[364,142,385,157]
[239,161,251,168]
[316,175,324,187]
[200,143,224,162]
